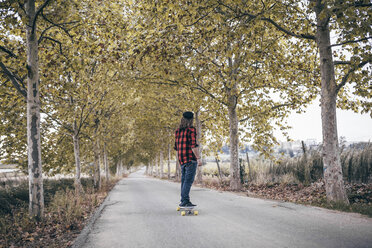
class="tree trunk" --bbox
[246,151,252,182]
[195,110,203,184]
[227,88,241,190]
[120,159,123,176]
[146,164,149,175]
[116,161,120,176]
[302,141,311,185]
[93,141,99,188]
[124,163,128,174]
[175,153,180,181]
[160,150,164,178]
[96,139,102,189]
[167,143,171,179]
[117,158,121,176]
[26,0,44,219]
[239,158,245,184]
[72,129,82,193]
[156,154,159,177]
[314,0,349,204]
[104,143,109,181]
[215,156,222,185]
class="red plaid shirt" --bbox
[174,127,198,165]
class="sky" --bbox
[274,98,372,143]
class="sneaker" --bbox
[179,202,187,207]
[185,202,196,207]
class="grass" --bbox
[0,177,121,248]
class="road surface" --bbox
[78,168,372,248]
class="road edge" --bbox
[70,178,124,248]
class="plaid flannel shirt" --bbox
[174,127,198,165]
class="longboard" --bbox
[177,206,198,216]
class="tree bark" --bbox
[72,130,82,192]
[246,151,252,182]
[302,141,311,185]
[195,110,203,184]
[116,160,120,176]
[96,139,102,189]
[239,158,245,184]
[175,153,180,181]
[313,0,349,204]
[120,159,123,176]
[227,88,241,190]
[167,143,171,179]
[215,156,223,185]
[26,0,44,219]
[156,154,159,177]
[117,159,121,176]
[160,150,164,178]
[124,163,128,175]
[93,141,99,188]
[104,142,109,181]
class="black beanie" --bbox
[183,111,194,119]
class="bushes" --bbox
[0,177,118,247]
[341,144,372,183]
[249,144,371,185]
[0,178,96,216]
[274,150,323,185]
[0,181,28,215]
[48,187,101,229]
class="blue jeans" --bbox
[180,160,197,204]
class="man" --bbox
[174,111,202,207]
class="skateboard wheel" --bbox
[194,211,198,215]
[181,211,186,216]
[177,207,180,211]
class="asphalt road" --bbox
[79,168,372,248]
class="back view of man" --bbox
[174,111,202,207]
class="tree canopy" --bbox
[0,0,370,215]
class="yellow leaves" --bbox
[107,70,116,78]
[2,0,369,168]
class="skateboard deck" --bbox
[177,206,198,216]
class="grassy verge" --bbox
[0,177,122,248]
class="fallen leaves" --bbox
[0,179,119,248]
[244,180,371,206]
[198,177,371,216]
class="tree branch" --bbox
[330,36,372,48]
[354,3,372,7]
[0,79,10,87]
[78,92,107,135]
[40,107,74,133]
[78,103,87,133]
[40,11,77,41]
[0,61,27,98]
[216,1,315,40]
[39,36,65,55]
[260,17,315,40]
[334,60,351,65]
[32,0,52,34]
[336,60,370,93]
[0,45,18,58]
[185,4,218,27]
[239,103,293,122]
[192,79,228,106]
